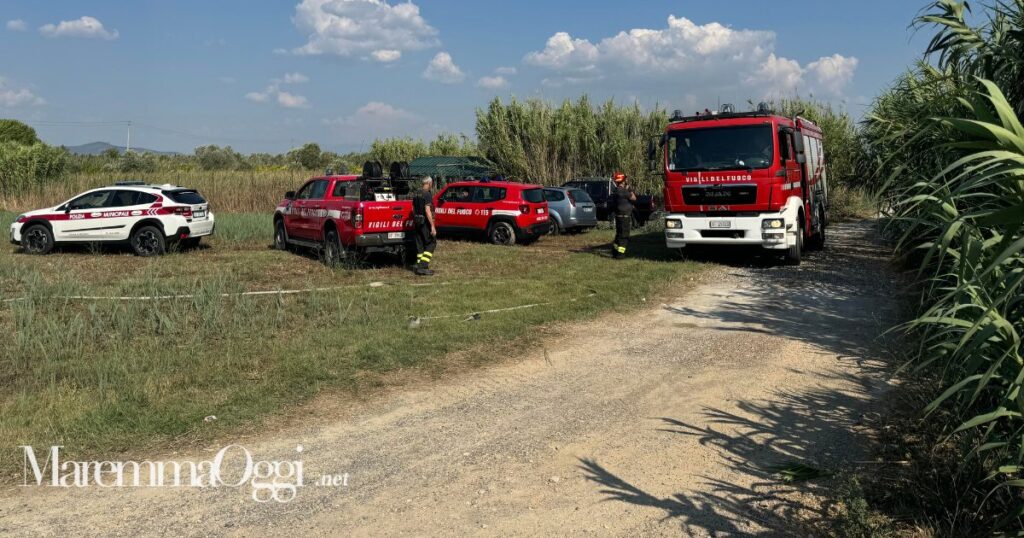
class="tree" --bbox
[0,119,40,146]
[194,145,242,170]
[290,142,324,170]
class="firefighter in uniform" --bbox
[412,176,437,276]
[611,172,636,259]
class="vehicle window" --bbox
[669,125,774,171]
[544,189,566,202]
[308,180,329,200]
[570,189,593,203]
[441,186,475,202]
[105,190,136,208]
[333,181,354,198]
[778,131,791,164]
[67,190,113,210]
[295,182,316,200]
[521,188,544,203]
[473,187,506,203]
[165,190,205,204]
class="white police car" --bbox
[10,182,215,256]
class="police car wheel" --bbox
[22,224,54,255]
[131,226,166,257]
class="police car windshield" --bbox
[668,125,773,172]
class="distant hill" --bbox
[64,141,179,156]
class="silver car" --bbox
[543,187,598,234]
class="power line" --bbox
[25,119,295,146]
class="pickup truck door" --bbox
[289,180,329,240]
[304,180,330,242]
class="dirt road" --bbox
[2,221,898,537]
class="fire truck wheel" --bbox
[784,219,804,266]
[21,224,54,255]
[274,220,289,251]
[323,229,341,266]
[807,206,826,251]
[488,221,517,246]
[131,225,166,257]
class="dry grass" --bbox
[0,170,311,214]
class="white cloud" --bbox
[524,16,858,99]
[750,54,805,95]
[423,52,464,84]
[282,72,309,84]
[244,91,270,103]
[324,101,419,127]
[247,74,311,108]
[0,77,45,107]
[290,0,439,62]
[276,91,309,109]
[494,66,517,76]
[371,49,401,62]
[477,76,508,90]
[39,16,118,40]
[6,19,27,32]
[807,54,859,95]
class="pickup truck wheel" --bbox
[22,224,54,255]
[274,220,289,251]
[131,226,166,257]
[323,229,341,266]
[488,221,517,246]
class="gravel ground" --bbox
[1,220,898,537]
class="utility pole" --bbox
[126,121,132,153]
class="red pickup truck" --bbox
[273,163,416,264]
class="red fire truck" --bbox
[649,104,828,265]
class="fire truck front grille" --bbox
[682,185,757,205]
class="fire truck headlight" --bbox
[761,218,784,230]
[665,219,682,229]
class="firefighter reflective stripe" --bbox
[616,245,626,254]
[417,251,433,263]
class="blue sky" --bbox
[0,1,931,154]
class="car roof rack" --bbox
[114,181,146,186]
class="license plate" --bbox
[709,220,732,229]
[387,232,404,240]
[193,210,206,219]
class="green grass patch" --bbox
[0,215,702,477]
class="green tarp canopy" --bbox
[408,156,498,180]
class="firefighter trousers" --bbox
[613,214,631,257]
[414,225,437,268]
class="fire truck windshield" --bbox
[668,125,774,172]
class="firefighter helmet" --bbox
[613,172,626,183]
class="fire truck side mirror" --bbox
[646,138,658,172]
[792,133,807,164]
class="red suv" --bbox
[434,181,551,245]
